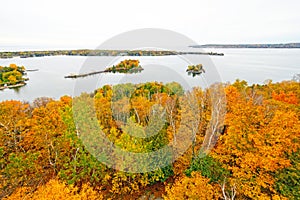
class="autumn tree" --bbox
[164,172,219,200]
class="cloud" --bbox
[0,0,299,48]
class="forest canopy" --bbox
[0,80,299,199]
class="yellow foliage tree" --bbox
[5,179,104,200]
[164,172,219,200]
[212,84,300,199]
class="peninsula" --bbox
[65,59,143,78]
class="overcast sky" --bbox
[1,0,299,49]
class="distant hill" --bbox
[190,43,300,48]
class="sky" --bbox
[1,0,299,49]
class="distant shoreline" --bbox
[190,43,300,49]
[0,49,224,59]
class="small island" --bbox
[64,59,143,78]
[186,64,205,77]
[0,64,28,90]
[104,59,143,73]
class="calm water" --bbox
[0,48,299,102]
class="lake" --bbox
[0,48,299,102]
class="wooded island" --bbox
[0,64,28,90]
